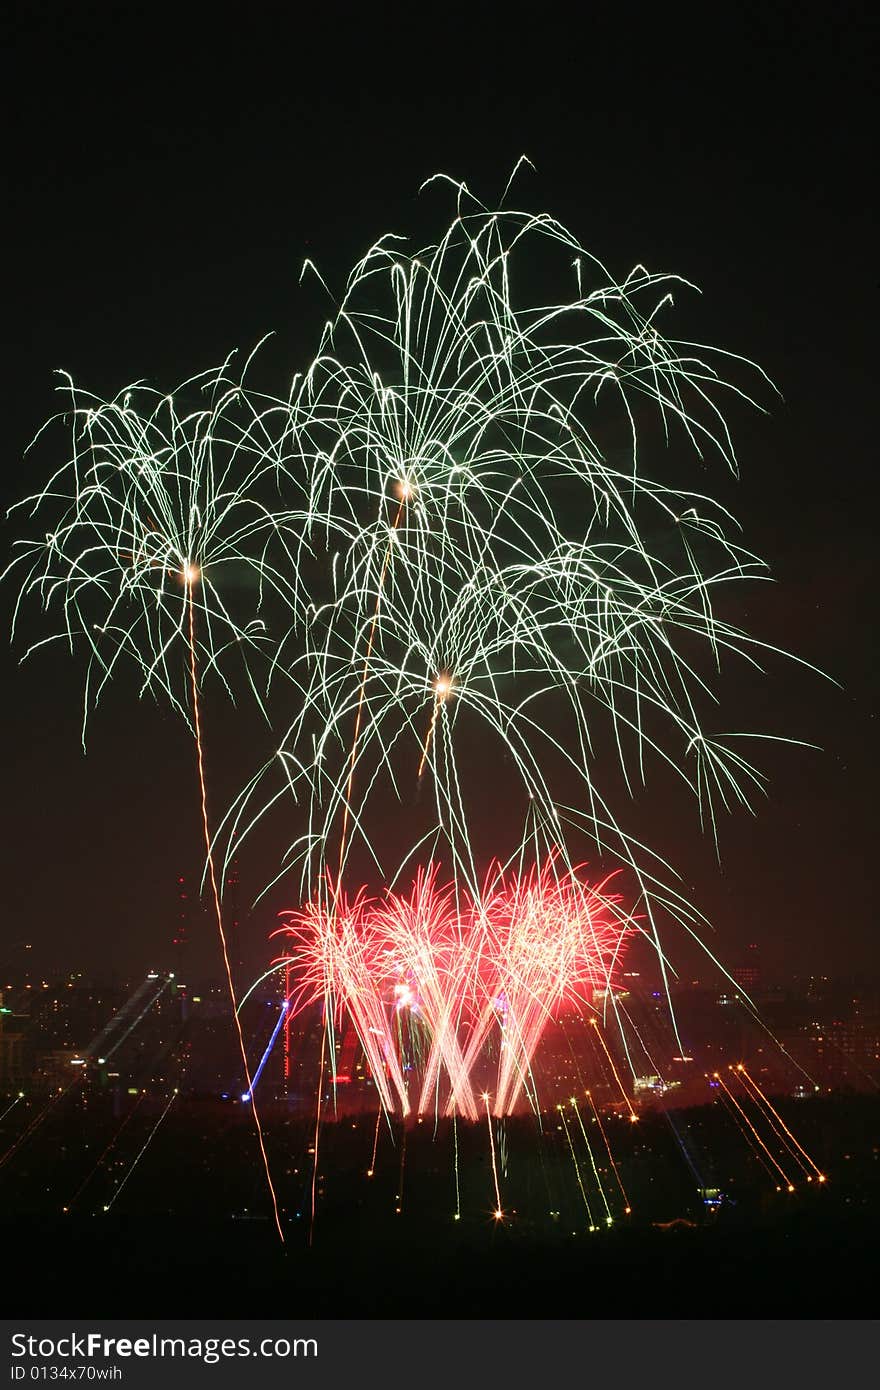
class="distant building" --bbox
[0,1027,25,1087]
[731,942,760,993]
[808,1014,880,1090]
[34,1047,79,1087]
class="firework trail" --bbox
[712,1071,795,1190]
[558,1102,596,1230]
[395,1119,407,1215]
[278,882,411,1115]
[368,1105,382,1178]
[0,1096,23,1124]
[570,1097,614,1223]
[187,586,285,1239]
[660,1101,706,1192]
[103,1091,178,1214]
[452,1108,461,1220]
[337,485,412,884]
[310,1028,326,1243]
[0,1073,86,1172]
[63,1093,146,1213]
[483,1093,504,1220]
[584,1089,632,1213]
[733,1064,824,1181]
[374,865,479,1120]
[709,1077,778,1187]
[96,975,172,1064]
[590,1019,638,1121]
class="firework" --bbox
[374,866,480,1120]
[480,859,625,1116]
[6,350,304,730]
[4,349,304,1240]
[6,169,823,1227]
[277,881,411,1115]
[220,173,812,1052]
[277,857,629,1119]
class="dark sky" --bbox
[1,3,875,985]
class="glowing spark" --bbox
[417,675,452,779]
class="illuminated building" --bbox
[731,943,761,993]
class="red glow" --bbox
[276,855,629,1118]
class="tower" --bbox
[731,942,761,994]
[173,873,194,975]
[224,856,244,978]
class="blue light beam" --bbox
[241,999,290,1102]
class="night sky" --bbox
[2,3,875,984]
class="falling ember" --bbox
[585,1089,632,1215]
[558,1103,594,1230]
[712,1071,796,1191]
[734,1064,826,1183]
[590,1019,638,1122]
[570,1098,613,1223]
[187,584,284,1243]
